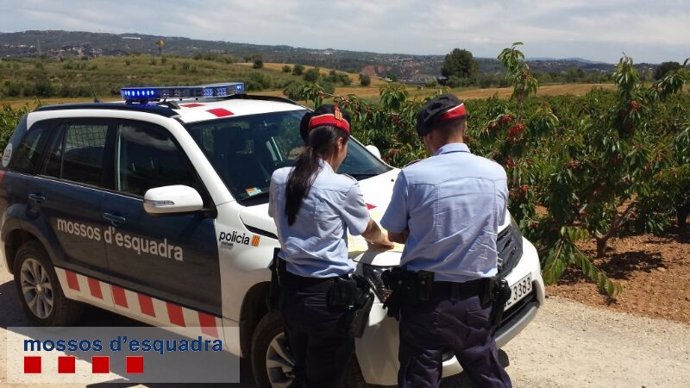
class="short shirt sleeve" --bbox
[339,183,369,236]
[496,170,509,225]
[268,176,278,218]
[381,171,409,233]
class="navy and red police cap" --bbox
[300,104,351,142]
[416,94,468,137]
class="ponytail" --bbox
[285,145,321,225]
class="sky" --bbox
[1,0,689,64]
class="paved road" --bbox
[2,257,689,387]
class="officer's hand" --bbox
[362,218,394,249]
[367,231,395,249]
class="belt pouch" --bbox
[480,278,495,307]
[416,271,434,301]
[268,248,284,309]
[327,277,358,310]
[348,292,374,338]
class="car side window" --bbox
[49,123,109,187]
[9,125,50,174]
[116,122,199,197]
[187,111,305,202]
[269,115,305,162]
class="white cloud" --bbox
[0,0,688,63]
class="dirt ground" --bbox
[547,226,690,324]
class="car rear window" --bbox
[8,122,51,174]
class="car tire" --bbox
[13,240,84,326]
[251,311,294,388]
[250,311,372,388]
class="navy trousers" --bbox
[280,271,354,388]
[398,286,512,388]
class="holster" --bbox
[268,248,285,310]
[348,275,374,338]
[327,277,360,310]
[490,278,512,329]
[326,275,374,338]
[480,278,497,308]
[380,268,434,320]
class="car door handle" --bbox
[102,212,126,226]
[28,193,46,203]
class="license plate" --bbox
[505,273,532,309]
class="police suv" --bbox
[0,82,545,387]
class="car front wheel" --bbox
[251,311,295,388]
[13,241,83,326]
[250,310,371,388]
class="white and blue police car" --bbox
[0,82,545,387]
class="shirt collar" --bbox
[318,158,335,173]
[434,143,470,156]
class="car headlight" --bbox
[362,264,394,302]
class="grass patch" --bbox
[1,55,615,108]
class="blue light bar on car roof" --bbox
[120,82,245,103]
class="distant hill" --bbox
[1,30,648,82]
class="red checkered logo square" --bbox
[126,356,144,374]
[58,356,76,374]
[91,356,110,373]
[24,356,41,374]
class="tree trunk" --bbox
[596,238,607,258]
[678,202,689,229]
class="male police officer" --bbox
[381,94,511,387]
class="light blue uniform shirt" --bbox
[381,143,508,282]
[269,160,369,278]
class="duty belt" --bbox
[381,268,496,320]
[281,268,350,291]
[432,278,486,299]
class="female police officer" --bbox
[268,104,393,387]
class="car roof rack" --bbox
[34,102,180,117]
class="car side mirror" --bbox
[143,185,204,214]
[365,145,382,159]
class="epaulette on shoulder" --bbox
[342,173,357,182]
[404,159,421,167]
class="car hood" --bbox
[239,168,510,267]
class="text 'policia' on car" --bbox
[0,82,545,387]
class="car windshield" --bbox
[186,109,391,204]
